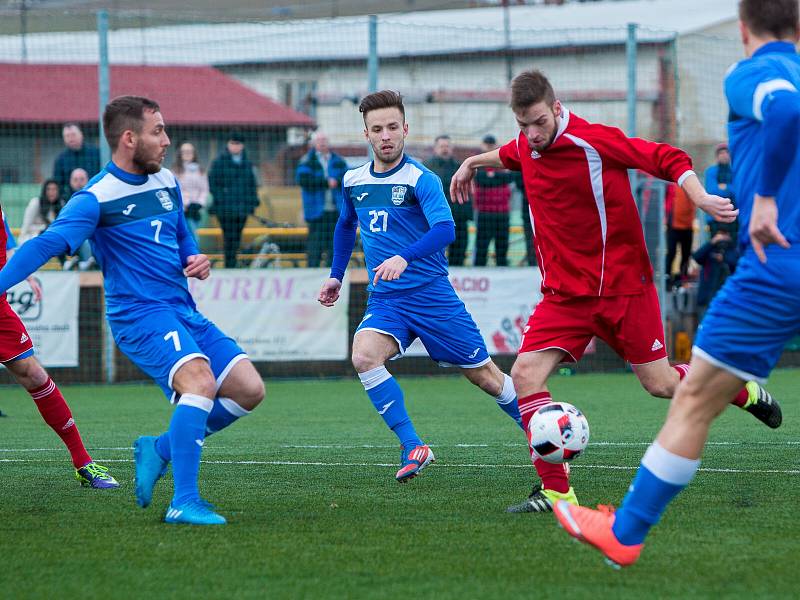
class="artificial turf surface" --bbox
[0,370,797,599]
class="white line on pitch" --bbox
[0,440,798,453]
[0,457,796,475]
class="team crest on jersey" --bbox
[391,185,406,205]
[156,190,173,210]
[531,150,541,159]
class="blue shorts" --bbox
[109,306,247,402]
[694,248,800,384]
[356,276,490,368]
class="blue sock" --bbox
[169,394,213,506]
[154,397,250,462]
[612,442,700,545]
[494,373,523,429]
[206,397,250,435]
[359,366,422,449]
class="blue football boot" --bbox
[164,499,227,525]
[134,435,168,508]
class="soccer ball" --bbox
[527,402,590,464]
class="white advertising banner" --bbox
[406,267,543,356]
[189,269,350,361]
[7,272,80,367]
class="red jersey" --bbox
[499,108,693,297]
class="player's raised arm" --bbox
[450,149,503,205]
[749,85,800,261]
[680,173,738,224]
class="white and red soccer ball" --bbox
[527,402,590,464]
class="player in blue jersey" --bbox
[554,0,800,567]
[318,90,522,483]
[0,96,265,525]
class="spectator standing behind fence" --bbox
[208,131,259,268]
[665,182,694,286]
[692,222,739,322]
[173,142,208,242]
[296,132,348,268]
[473,134,513,266]
[424,135,472,267]
[53,123,100,199]
[19,179,65,246]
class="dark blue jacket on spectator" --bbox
[295,149,348,222]
[704,164,735,199]
[692,235,739,307]
[53,144,101,197]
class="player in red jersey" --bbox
[0,207,118,488]
[451,69,782,513]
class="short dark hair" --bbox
[434,134,451,143]
[510,69,556,113]
[62,122,81,131]
[739,0,798,39]
[102,95,160,151]
[358,90,405,122]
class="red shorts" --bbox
[519,284,667,365]
[0,299,34,363]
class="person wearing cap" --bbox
[208,131,260,268]
[473,134,514,266]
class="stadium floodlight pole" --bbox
[97,9,115,385]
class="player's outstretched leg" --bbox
[4,355,118,489]
[636,362,782,428]
[507,350,578,513]
[459,362,523,429]
[556,357,739,567]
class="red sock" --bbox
[519,391,571,494]
[30,378,92,469]
[674,363,749,407]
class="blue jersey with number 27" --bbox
[46,161,198,317]
[340,155,454,294]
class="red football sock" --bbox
[674,363,749,407]
[30,378,92,469]
[519,391,571,494]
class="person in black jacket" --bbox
[52,123,100,199]
[208,131,260,268]
[692,222,739,321]
[424,135,472,266]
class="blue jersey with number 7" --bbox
[45,161,199,317]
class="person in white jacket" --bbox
[19,179,65,246]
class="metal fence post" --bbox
[368,15,378,93]
[97,10,115,384]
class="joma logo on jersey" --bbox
[156,190,173,210]
[391,186,406,205]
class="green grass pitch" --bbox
[0,370,798,599]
